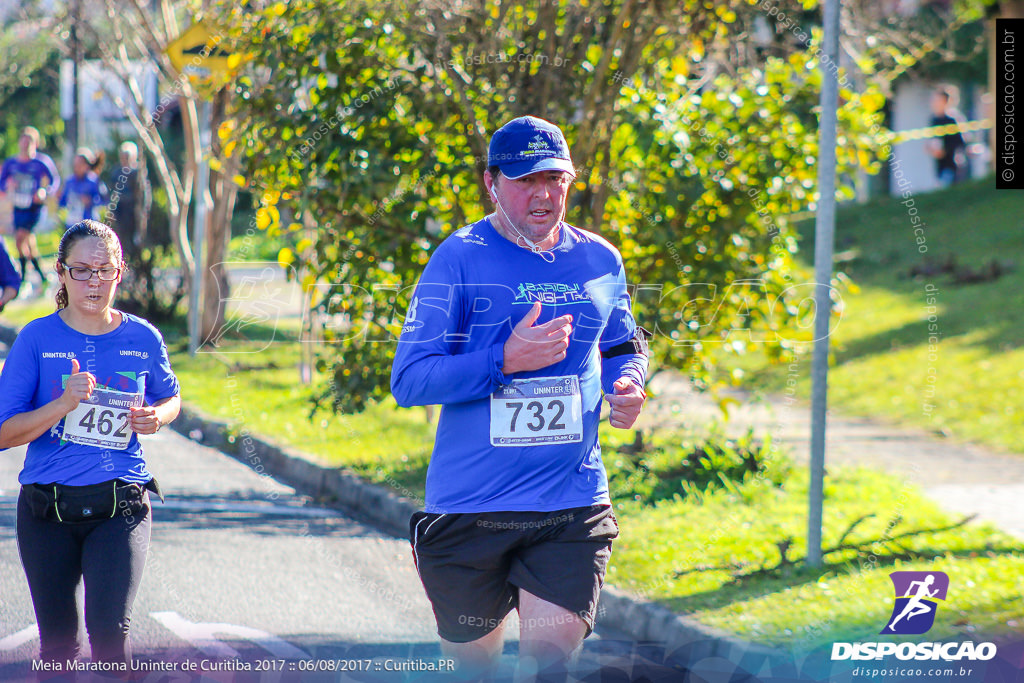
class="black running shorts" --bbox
[410,504,618,643]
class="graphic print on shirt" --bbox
[513,281,591,306]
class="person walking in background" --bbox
[107,141,149,260]
[60,148,107,229]
[0,220,181,674]
[927,85,967,187]
[0,126,60,293]
[0,238,20,313]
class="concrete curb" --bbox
[170,403,792,671]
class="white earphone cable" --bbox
[492,191,556,263]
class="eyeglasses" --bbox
[62,264,121,281]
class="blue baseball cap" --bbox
[487,116,576,180]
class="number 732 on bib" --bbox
[489,376,583,447]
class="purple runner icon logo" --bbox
[881,571,949,635]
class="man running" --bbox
[0,127,60,291]
[391,115,649,680]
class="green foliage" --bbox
[221,0,886,414]
[114,243,187,323]
[0,26,61,159]
[605,428,788,505]
[608,44,885,384]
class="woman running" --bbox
[59,148,108,229]
[0,219,181,672]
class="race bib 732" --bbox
[489,375,583,447]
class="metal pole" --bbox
[188,99,212,355]
[807,0,841,568]
[70,0,81,151]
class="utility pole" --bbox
[70,0,81,151]
[807,0,841,568]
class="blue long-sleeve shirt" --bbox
[391,218,647,513]
[0,240,20,293]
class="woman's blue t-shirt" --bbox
[0,311,180,486]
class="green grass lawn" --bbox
[730,176,1024,453]
[609,465,1021,648]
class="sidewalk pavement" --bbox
[640,370,1024,539]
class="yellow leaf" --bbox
[296,238,313,252]
[301,273,317,292]
[256,209,271,230]
[232,174,246,188]
[861,90,885,112]
[208,158,223,172]
[217,120,236,141]
[266,205,280,225]
[277,247,295,266]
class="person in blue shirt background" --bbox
[0,219,180,671]
[60,147,108,229]
[0,238,20,313]
[0,126,60,291]
[392,116,649,680]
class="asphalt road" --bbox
[0,424,685,682]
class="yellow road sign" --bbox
[165,21,237,84]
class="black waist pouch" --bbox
[23,479,155,523]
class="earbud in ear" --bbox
[490,188,497,201]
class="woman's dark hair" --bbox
[54,220,126,310]
[75,147,106,175]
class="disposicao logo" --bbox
[831,570,997,663]
[882,571,949,635]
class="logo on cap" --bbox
[525,135,551,155]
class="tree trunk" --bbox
[200,88,239,343]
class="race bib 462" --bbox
[61,386,144,450]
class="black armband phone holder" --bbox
[601,326,652,359]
